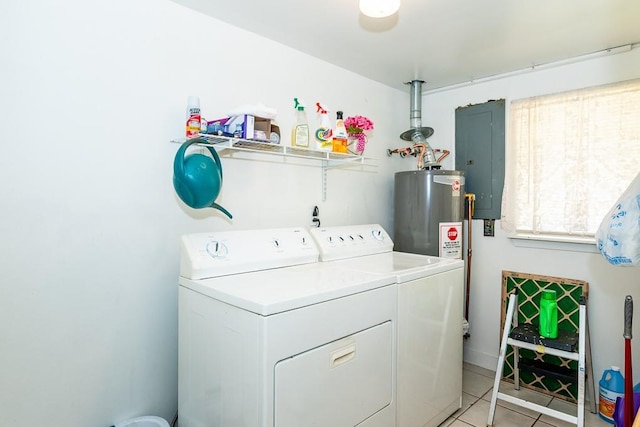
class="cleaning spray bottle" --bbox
[291,98,309,148]
[314,102,333,151]
[332,110,348,153]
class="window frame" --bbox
[501,78,640,245]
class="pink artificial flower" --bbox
[344,115,374,134]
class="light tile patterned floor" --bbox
[441,363,610,427]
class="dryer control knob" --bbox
[206,240,228,259]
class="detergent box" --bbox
[206,115,254,139]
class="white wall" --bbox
[0,1,416,425]
[4,1,634,424]
[422,48,640,385]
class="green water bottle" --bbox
[539,290,558,339]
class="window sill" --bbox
[508,233,598,254]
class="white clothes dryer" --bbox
[310,224,465,427]
[178,228,397,427]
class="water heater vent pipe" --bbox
[399,80,439,169]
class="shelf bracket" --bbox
[322,162,328,202]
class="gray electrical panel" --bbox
[455,100,505,220]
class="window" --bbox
[501,79,640,241]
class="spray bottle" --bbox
[332,110,348,153]
[314,102,333,151]
[291,98,309,148]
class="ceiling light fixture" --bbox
[359,0,400,18]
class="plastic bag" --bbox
[596,172,640,266]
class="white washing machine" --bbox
[178,228,397,427]
[309,224,464,427]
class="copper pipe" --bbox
[434,149,450,164]
[464,193,476,324]
[387,145,449,169]
[386,147,414,157]
[412,143,427,169]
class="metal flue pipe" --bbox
[408,79,424,130]
[399,80,439,169]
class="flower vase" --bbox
[347,133,367,156]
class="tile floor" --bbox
[441,363,610,427]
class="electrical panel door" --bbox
[455,100,505,220]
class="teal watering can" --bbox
[173,138,232,218]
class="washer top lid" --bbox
[328,251,464,283]
[180,227,318,279]
[309,224,393,261]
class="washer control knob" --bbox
[206,240,228,258]
[372,230,384,241]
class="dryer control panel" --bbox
[310,224,394,261]
[181,228,318,279]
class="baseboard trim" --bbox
[463,346,498,372]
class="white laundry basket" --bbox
[113,415,170,427]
